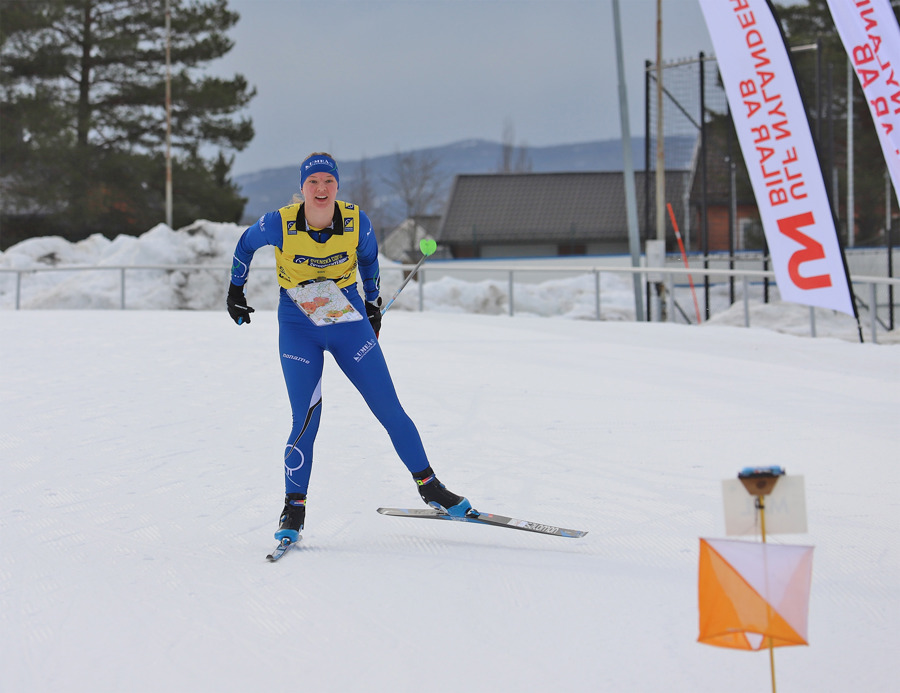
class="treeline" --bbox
[0,0,253,249]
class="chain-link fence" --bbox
[645,48,896,328]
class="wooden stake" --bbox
[758,495,777,693]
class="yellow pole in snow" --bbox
[758,495,776,693]
[739,467,784,693]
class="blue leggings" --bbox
[277,289,430,495]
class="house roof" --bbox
[437,170,690,244]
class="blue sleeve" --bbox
[230,211,284,286]
[357,210,381,302]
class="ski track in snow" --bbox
[1,310,898,692]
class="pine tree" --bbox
[0,0,254,246]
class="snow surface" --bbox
[1,223,899,692]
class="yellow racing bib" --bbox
[275,201,361,289]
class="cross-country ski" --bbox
[377,507,588,538]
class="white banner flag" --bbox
[698,0,856,316]
[826,0,900,199]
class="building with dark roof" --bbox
[685,118,761,253]
[436,170,690,258]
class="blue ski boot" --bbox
[413,467,473,517]
[275,493,306,542]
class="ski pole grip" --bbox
[381,238,436,315]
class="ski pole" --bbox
[381,238,437,315]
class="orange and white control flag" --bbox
[698,538,814,650]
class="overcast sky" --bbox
[212,0,723,175]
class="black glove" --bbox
[227,282,255,325]
[365,297,383,337]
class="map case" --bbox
[286,280,363,326]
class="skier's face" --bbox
[302,173,338,212]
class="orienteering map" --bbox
[286,280,363,326]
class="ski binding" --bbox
[266,536,300,562]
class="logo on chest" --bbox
[292,252,349,268]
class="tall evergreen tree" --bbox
[0,0,254,245]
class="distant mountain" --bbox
[233,136,696,227]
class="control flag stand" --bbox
[740,467,783,693]
[698,466,814,693]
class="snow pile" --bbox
[0,221,251,310]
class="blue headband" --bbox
[300,155,340,189]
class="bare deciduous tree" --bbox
[344,156,390,238]
[497,118,533,173]
[383,150,446,221]
[345,157,377,214]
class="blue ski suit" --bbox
[230,201,431,495]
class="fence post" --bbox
[594,269,601,320]
[418,269,425,312]
[508,270,514,317]
[743,275,750,328]
[16,271,22,310]
[870,281,878,344]
[666,272,674,321]
[120,268,126,309]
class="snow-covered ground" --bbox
[1,223,898,692]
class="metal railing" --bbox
[2,262,898,343]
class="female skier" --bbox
[226,152,471,543]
